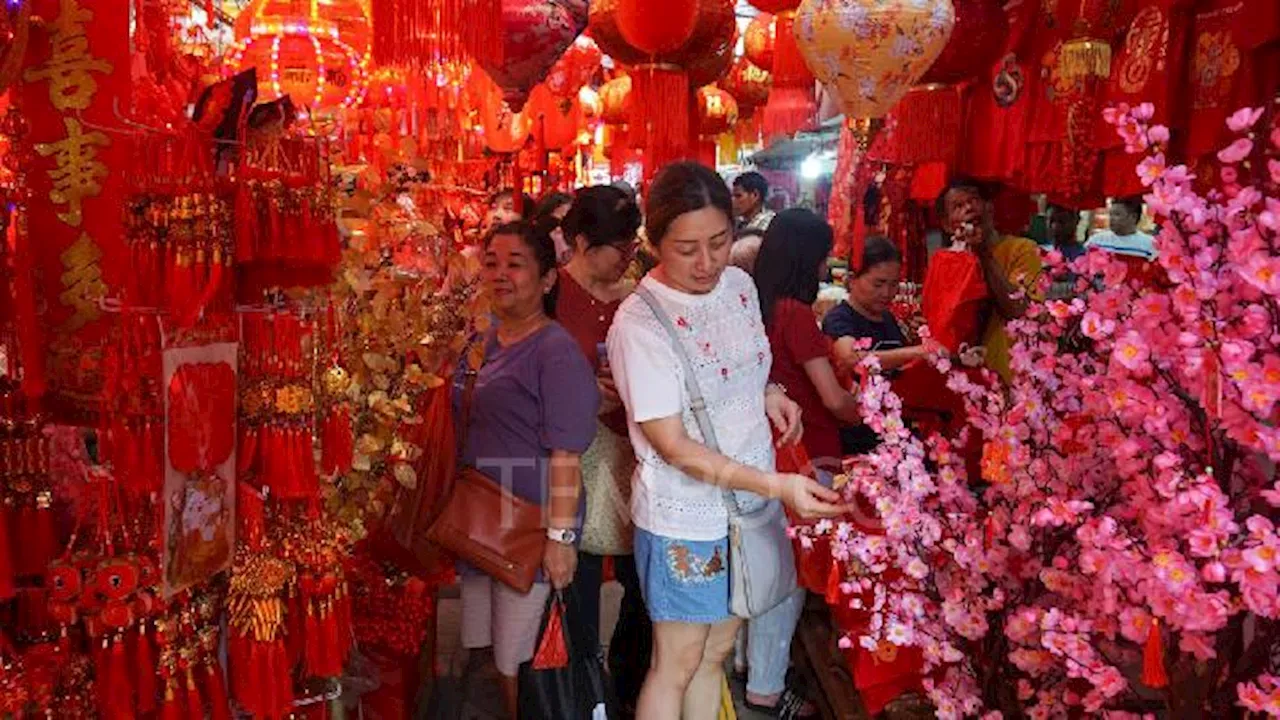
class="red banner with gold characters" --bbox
[20,0,130,419]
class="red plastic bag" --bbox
[531,597,569,670]
[922,249,988,353]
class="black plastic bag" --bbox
[517,590,618,720]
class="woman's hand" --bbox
[542,541,577,590]
[776,473,848,519]
[832,336,866,370]
[765,387,803,446]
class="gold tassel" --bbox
[1058,38,1112,81]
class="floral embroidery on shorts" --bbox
[666,543,726,583]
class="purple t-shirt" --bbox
[462,322,601,520]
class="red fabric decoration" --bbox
[166,363,236,473]
[132,625,158,713]
[629,65,692,177]
[617,0,698,54]
[204,662,233,720]
[919,0,1008,85]
[0,506,13,600]
[531,598,570,670]
[922,249,988,353]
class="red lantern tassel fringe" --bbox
[772,11,813,87]
[629,65,691,178]
[824,559,843,606]
[1141,618,1169,688]
[321,405,354,476]
[204,660,233,720]
[133,624,158,713]
[185,669,204,720]
[159,680,183,720]
[0,505,13,600]
[98,636,135,720]
[762,85,816,140]
[13,503,57,578]
[871,85,962,167]
[696,138,717,168]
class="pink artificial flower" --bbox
[1136,152,1165,187]
[1217,138,1254,164]
[1131,103,1155,121]
[1147,124,1170,145]
[1220,165,1239,184]
[1238,254,1280,296]
[1112,332,1151,372]
[1202,561,1227,583]
[1225,106,1264,132]
[1269,158,1280,185]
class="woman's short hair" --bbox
[853,236,901,276]
[485,220,560,317]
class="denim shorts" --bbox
[634,527,731,624]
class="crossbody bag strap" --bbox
[633,286,744,517]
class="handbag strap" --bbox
[633,285,744,518]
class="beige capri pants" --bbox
[460,574,553,677]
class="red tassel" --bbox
[824,559,843,605]
[763,85,816,140]
[185,668,205,720]
[99,636,136,720]
[270,640,295,719]
[14,503,57,578]
[235,183,257,263]
[304,602,321,675]
[531,598,569,670]
[321,406,354,475]
[1141,618,1169,688]
[0,504,14,600]
[629,65,692,178]
[133,624,159,713]
[771,11,813,87]
[204,661,233,720]
[159,681,183,720]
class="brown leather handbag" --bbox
[425,466,546,593]
[423,369,547,593]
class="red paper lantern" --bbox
[598,75,632,126]
[588,0,649,65]
[749,0,800,12]
[474,74,534,153]
[679,0,739,88]
[744,14,775,71]
[229,6,370,110]
[722,57,772,114]
[544,36,603,99]
[919,0,1008,85]
[696,86,739,136]
[617,0,699,54]
[475,0,588,112]
[527,84,583,151]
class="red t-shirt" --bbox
[766,298,842,465]
[556,272,629,437]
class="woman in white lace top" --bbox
[606,162,846,719]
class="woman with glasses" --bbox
[556,185,651,711]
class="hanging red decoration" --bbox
[919,0,1008,85]
[544,36,603,100]
[167,363,237,474]
[598,75,633,126]
[527,84,583,152]
[368,0,501,69]
[722,57,772,115]
[746,0,817,137]
[744,14,776,72]
[696,86,739,136]
[475,0,589,112]
[588,0,649,66]
[617,0,699,55]
[678,0,739,88]
[475,73,535,153]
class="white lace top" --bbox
[606,266,775,541]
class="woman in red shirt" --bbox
[755,208,864,476]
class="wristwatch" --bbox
[546,528,578,545]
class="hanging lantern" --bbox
[598,75,632,127]
[588,0,649,66]
[679,0,739,88]
[476,0,589,112]
[229,11,370,110]
[696,86,739,136]
[920,0,1007,85]
[722,57,772,115]
[545,36,603,99]
[527,84,583,152]
[478,78,534,154]
[744,14,775,72]
[578,85,603,121]
[794,0,954,120]
[617,0,700,54]
[745,0,817,137]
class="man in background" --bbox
[938,177,1043,381]
[732,171,775,233]
[1086,196,1156,260]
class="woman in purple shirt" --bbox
[460,221,600,717]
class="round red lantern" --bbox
[229,28,369,110]
[696,86,739,136]
[476,0,589,112]
[589,0,649,66]
[617,0,699,55]
[527,84,583,151]
[749,0,800,12]
[919,0,1007,85]
[744,14,775,72]
[545,36,603,99]
[598,75,633,126]
[722,57,772,114]
[679,0,739,88]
